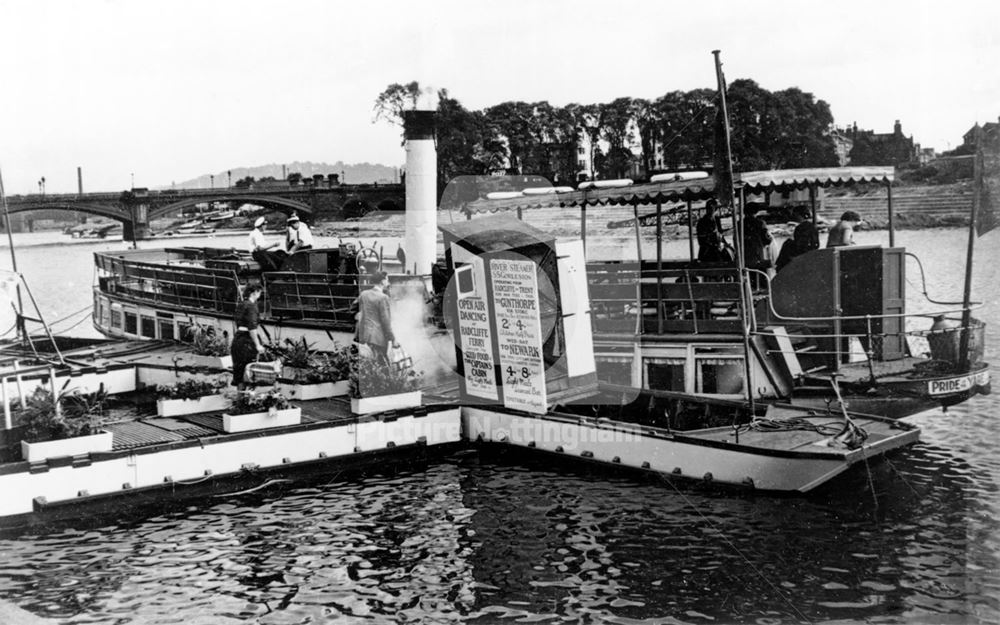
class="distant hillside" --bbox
[165,161,399,189]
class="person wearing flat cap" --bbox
[285,213,314,254]
[826,210,862,248]
[248,216,283,271]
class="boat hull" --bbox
[462,407,919,493]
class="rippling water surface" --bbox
[0,228,998,624]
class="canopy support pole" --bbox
[633,199,643,336]
[686,199,694,261]
[887,182,895,247]
[959,126,983,373]
[656,199,664,334]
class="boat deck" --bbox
[684,404,915,455]
[104,398,361,452]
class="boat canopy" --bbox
[463,166,895,214]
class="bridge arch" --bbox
[148,195,313,222]
[3,201,128,223]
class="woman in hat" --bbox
[826,210,862,248]
[248,216,284,271]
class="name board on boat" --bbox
[927,370,990,396]
[489,258,548,413]
[453,255,499,401]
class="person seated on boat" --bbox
[696,199,729,263]
[826,210,862,248]
[285,213,314,255]
[775,206,820,272]
[742,203,773,272]
[248,217,285,272]
[231,284,265,391]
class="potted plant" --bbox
[184,323,232,369]
[222,388,301,433]
[278,342,353,400]
[271,337,316,381]
[155,376,231,417]
[18,388,114,462]
[349,351,422,414]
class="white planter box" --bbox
[278,380,349,401]
[222,407,302,433]
[156,393,231,417]
[21,431,114,462]
[351,391,422,415]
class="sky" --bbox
[1,0,997,194]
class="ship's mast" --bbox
[713,50,756,415]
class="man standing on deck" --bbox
[355,270,397,361]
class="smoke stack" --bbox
[403,107,437,275]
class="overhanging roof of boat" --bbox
[439,213,553,251]
[463,166,895,214]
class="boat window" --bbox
[595,356,633,386]
[124,312,137,335]
[158,320,174,340]
[140,316,157,339]
[695,358,744,394]
[111,308,122,329]
[644,357,685,392]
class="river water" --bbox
[0,227,998,624]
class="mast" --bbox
[712,50,756,414]
[958,125,983,372]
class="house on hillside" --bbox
[962,117,1000,148]
[847,120,921,167]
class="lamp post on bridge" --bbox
[210,174,214,189]
[130,172,134,190]
[227,170,232,188]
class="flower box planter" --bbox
[21,431,114,462]
[179,354,232,369]
[222,407,301,433]
[350,391,422,415]
[156,393,231,417]
[278,380,350,401]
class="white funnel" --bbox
[403,109,437,275]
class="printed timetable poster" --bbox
[454,255,499,400]
[489,258,548,414]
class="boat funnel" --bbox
[403,108,437,276]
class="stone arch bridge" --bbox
[3,183,405,240]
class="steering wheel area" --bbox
[355,246,381,272]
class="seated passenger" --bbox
[248,217,285,272]
[826,211,862,248]
[285,213,314,254]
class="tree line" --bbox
[374,80,839,189]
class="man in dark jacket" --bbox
[355,271,396,360]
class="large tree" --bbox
[372,81,422,127]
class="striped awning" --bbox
[463,167,895,214]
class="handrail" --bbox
[749,269,984,324]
